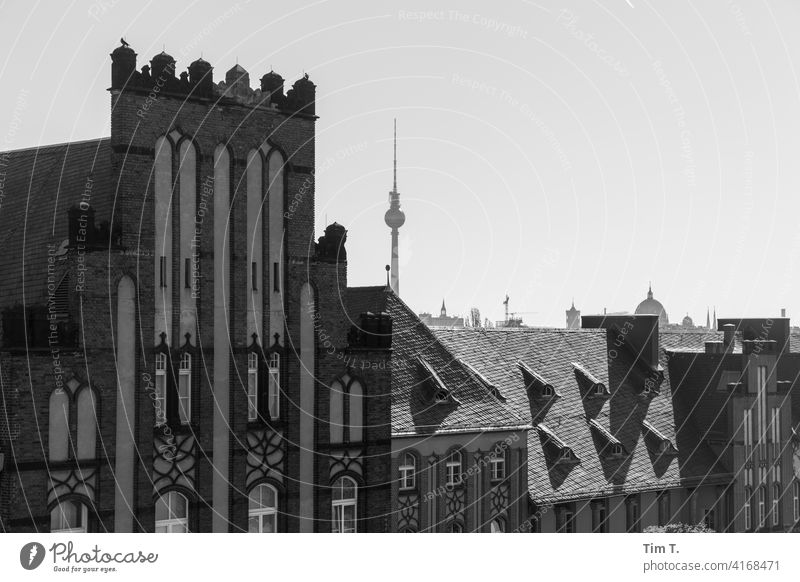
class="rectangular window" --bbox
[557,506,575,533]
[251,262,258,291]
[247,352,258,421]
[178,353,192,425]
[564,509,575,533]
[332,503,356,533]
[793,481,800,522]
[184,258,190,289]
[704,509,715,531]
[745,467,753,488]
[159,256,167,288]
[591,500,607,533]
[490,453,505,481]
[273,262,280,292]
[399,462,415,490]
[268,353,280,420]
[658,491,671,526]
[744,488,752,531]
[758,486,766,529]
[445,456,461,487]
[772,483,780,527]
[626,496,641,532]
[155,353,167,426]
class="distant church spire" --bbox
[706,307,711,329]
[647,281,653,299]
[441,299,447,317]
[384,119,406,296]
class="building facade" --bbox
[0,42,392,533]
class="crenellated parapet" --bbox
[110,42,316,115]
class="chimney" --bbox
[723,324,735,349]
[781,308,786,318]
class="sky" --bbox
[2,0,800,327]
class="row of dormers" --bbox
[536,417,678,467]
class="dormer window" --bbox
[573,362,609,399]
[588,418,626,459]
[418,357,458,405]
[461,360,504,400]
[518,361,558,401]
[641,420,678,457]
[537,424,580,466]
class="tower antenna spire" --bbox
[393,118,397,193]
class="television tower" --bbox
[384,119,405,295]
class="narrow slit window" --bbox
[273,262,279,292]
[178,353,192,425]
[160,256,167,288]
[247,352,259,421]
[184,258,190,289]
[155,353,167,426]
[268,353,280,420]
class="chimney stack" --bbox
[723,323,735,349]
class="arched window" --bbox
[268,352,280,420]
[331,476,357,533]
[490,518,505,533]
[248,484,278,533]
[446,450,462,487]
[155,491,189,533]
[744,487,753,530]
[541,384,554,398]
[76,388,96,460]
[51,499,88,533]
[178,353,192,424]
[490,448,505,481]
[154,352,167,426]
[247,352,259,421]
[448,521,462,533]
[48,390,69,462]
[246,149,263,340]
[758,486,767,529]
[772,482,781,527]
[399,452,416,490]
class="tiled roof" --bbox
[345,287,528,436]
[433,326,730,504]
[0,138,112,310]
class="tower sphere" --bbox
[385,206,405,229]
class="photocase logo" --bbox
[20,542,46,570]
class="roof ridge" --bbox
[1,136,110,156]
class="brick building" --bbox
[0,42,392,533]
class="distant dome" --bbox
[682,314,693,327]
[634,284,669,326]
